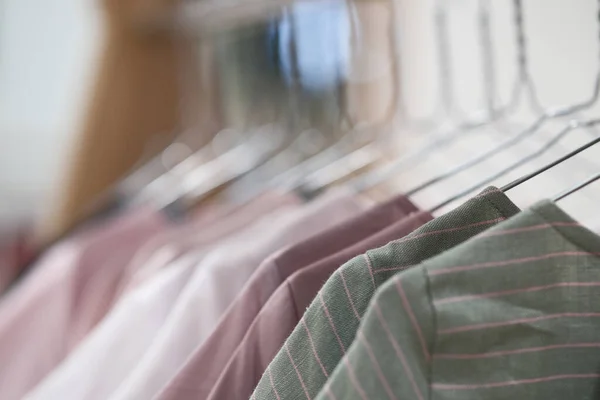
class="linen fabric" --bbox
[0,209,167,400]
[318,199,600,400]
[205,210,433,400]
[105,190,365,400]
[252,186,521,400]
[156,195,422,400]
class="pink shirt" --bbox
[22,194,302,400]
[0,209,167,400]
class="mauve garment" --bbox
[210,211,434,400]
[0,209,168,400]
[156,203,430,400]
[87,190,365,400]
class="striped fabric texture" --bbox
[318,199,600,400]
[251,187,520,400]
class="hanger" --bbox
[280,0,403,196]
[344,0,510,195]
[403,0,547,196]
[553,171,600,202]
[142,1,344,210]
[428,0,600,213]
[219,2,363,203]
[501,119,600,193]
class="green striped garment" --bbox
[318,200,600,400]
[251,187,520,400]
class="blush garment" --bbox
[23,206,296,400]
[0,209,168,400]
[118,191,301,296]
[108,190,365,400]
[203,211,433,400]
[155,195,421,400]
[27,190,363,400]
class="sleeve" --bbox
[251,255,374,400]
[315,265,435,400]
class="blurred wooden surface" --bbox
[37,0,184,242]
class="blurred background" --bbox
[0,0,101,224]
[2,0,600,282]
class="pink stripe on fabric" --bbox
[435,282,600,305]
[285,343,312,400]
[479,222,581,238]
[394,218,505,245]
[373,302,425,400]
[319,291,346,353]
[358,331,399,400]
[301,319,328,378]
[434,342,600,359]
[375,265,414,274]
[324,384,338,400]
[342,354,369,400]
[395,278,430,361]
[439,313,600,335]
[430,251,600,277]
[268,367,282,400]
[374,218,519,275]
[364,253,376,289]
[432,373,600,390]
[339,270,361,321]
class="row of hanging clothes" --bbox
[3,0,600,399]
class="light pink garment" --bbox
[104,190,365,400]
[118,191,301,295]
[23,206,299,400]
[0,209,167,400]
[18,194,300,400]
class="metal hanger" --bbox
[429,0,600,212]
[263,1,366,191]
[220,1,364,203]
[345,0,510,195]
[283,0,403,196]
[431,119,600,212]
[403,0,548,196]
[152,2,338,209]
[553,171,600,202]
[501,119,600,192]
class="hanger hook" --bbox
[433,0,459,120]
[478,0,498,117]
[504,0,544,116]
[338,0,402,134]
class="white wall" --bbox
[0,0,102,224]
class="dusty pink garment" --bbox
[0,224,35,294]
[118,191,301,295]
[155,196,423,400]
[0,209,168,400]
[20,193,302,400]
